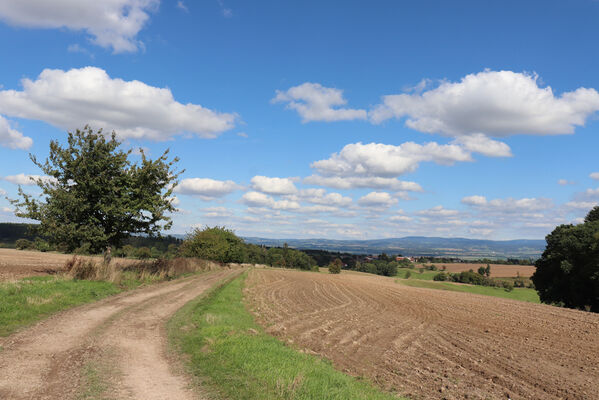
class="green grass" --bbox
[169,273,402,400]
[397,279,540,303]
[396,267,438,280]
[0,276,121,336]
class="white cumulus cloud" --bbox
[357,192,397,208]
[0,67,237,141]
[0,115,32,149]
[370,70,599,137]
[451,134,512,157]
[461,195,554,213]
[0,0,159,53]
[174,178,241,200]
[590,172,599,180]
[250,176,298,195]
[3,173,56,186]
[303,175,423,191]
[417,205,460,217]
[293,188,352,207]
[241,191,300,211]
[273,82,367,122]
[311,141,472,178]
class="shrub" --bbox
[135,246,152,259]
[15,238,33,250]
[433,272,448,281]
[329,258,342,274]
[502,280,514,292]
[310,265,320,272]
[404,270,411,279]
[180,226,245,263]
[418,268,424,274]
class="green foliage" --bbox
[433,272,448,281]
[10,126,182,253]
[134,246,152,259]
[15,238,34,250]
[329,258,342,274]
[532,207,599,312]
[477,266,486,276]
[180,226,246,263]
[168,275,399,400]
[404,270,411,279]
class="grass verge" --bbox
[0,276,120,337]
[396,267,438,280]
[168,273,401,400]
[397,278,540,303]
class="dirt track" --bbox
[0,268,242,399]
[245,269,599,400]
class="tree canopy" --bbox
[11,126,182,253]
[532,206,599,312]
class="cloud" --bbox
[174,178,241,200]
[0,188,6,196]
[176,1,188,12]
[357,192,397,208]
[217,0,232,17]
[0,67,237,141]
[67,44,94,58]
[236,132,248,138]
[292,188,352,207]
[370,70,599,137]
[303,175,423,191]
[202,207,234,218]
[311,141,472,178]
[451,134,512,157]
[461,195,554,213]
[241,191,300,210]
[3,173,55,185]
[273,83,367,122]
[250,176,298,195]
[167,196,180,206]
[0,115,32,149]
[0,0,159,53]
[565,201,598,210]
[417,205,460,217]
[558,179,575,186]
[590,172,599,180]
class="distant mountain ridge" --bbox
[241,236,546,259]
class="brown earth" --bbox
[0,268,243,399]
[245,269,599,400]
[429,263,536,277]
[0,248,138,281]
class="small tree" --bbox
[485,264,491,277]
[477,266,486,276]
[180,226,246,263]
[329,258,342,274]
[10,126,182,253]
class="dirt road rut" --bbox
[0,268,242,399]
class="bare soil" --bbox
[0,268,242,399]
[0,248,138,281]
[429,262,536,277]
[245,269,599,400]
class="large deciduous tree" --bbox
[11,126,182,253]
[532,206,599,312]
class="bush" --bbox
[15,238,33,250]
[329,258,342,274]
[433,272,448,281]
[310,265,320,272]
[404,270,411,279]
[180,226,245,263]
[502,280,514,292]
[134,246,152,259]
[34,238,52,252]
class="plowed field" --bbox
[245,269,599,400]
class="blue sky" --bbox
[1,0,598,240]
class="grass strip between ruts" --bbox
[168,272,403,400]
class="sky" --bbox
[0,0,598,240]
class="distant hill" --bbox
[242,236,546,259]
